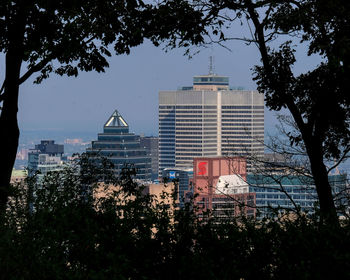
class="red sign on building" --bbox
[197,161,208,176]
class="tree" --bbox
[169,0,350,225]
[0,0,205,212]
[3,162,350,279]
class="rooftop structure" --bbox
[86,110,152,180]
[34,140,64,156]
[28,140,66,177]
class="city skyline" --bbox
[17,38,318,137]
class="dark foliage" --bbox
[1,163,350,279]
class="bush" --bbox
[1,161,350,279]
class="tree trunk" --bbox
[246,0,339,225]
[307,143,338,225]
[0,46,23,214]
[0,3,27,214]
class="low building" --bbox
[94,182,178,216]
[28,140,66,178]
[248,173,348,215]
[193,156,256,219]
[162,167,193,208]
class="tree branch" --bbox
[327,145,350,174]
[18,55,53,85]
[0,79,5,96]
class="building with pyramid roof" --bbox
[86,110,152,180]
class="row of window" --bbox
[170,123,202,127]
[222,119,264,122]
[176,119,217,122]
[159,144,175,147]
[159,122,176,126]
[175,110,217,113]
[176,157,201,160]
[221,110,263,114]
[222,110,264,114]
[175,144,202,148]
[159,106,176,109]
[222,124,264,128]
[176,146,203,152]
[178,105,217,109]
[222,105,264,109]
[256,200,315,207]
[222,123,252,127]
[176,114,218,118]
[176,135,217,139]
[221,114,264,118]
[251,186,317,193]
[175,127,202,131]
[176,140,203,143]
[159,155,175,159]
[159,105,264,110]
[159,117,175,121]
[256,193,316,199]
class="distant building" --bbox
[192,156,256,219]
[64,138,83,145]
[247,173,348,214]
[86,110,152,180]
[28,140,66,177]
[16,148,29,160]
[34,140,64,155]
[158,72,264,175]
[143,182,179,213]
[140,136,159,180]
[191,155,348,218]
[262,153,294,174]
[162,167,193,208]
[94,181,179,219]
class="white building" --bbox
[159,73,264,174]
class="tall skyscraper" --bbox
[87,110,152,180]
[158,73,264,174]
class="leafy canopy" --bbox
[0,0,205,85]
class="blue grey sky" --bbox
[17,37,318,137]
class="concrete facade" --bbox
[158,74,264,174]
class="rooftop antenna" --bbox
[209,55,215,75]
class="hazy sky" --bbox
[17,31,319,138]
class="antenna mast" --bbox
[209,56,215,75]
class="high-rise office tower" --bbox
[158,73,264,174]
[140,136,159,180]
[87,110,152,180]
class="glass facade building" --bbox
[247,174,347,214]
[87,110,151,180]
